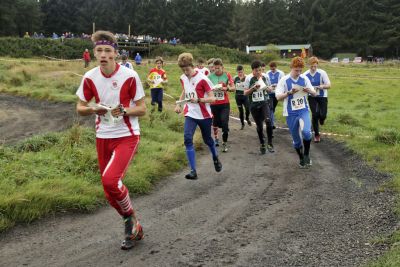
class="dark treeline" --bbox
[1,0,399,58]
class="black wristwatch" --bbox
[119,105,127,116]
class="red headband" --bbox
[94,40,118,49]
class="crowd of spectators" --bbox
[23,32,180,46]
[115,33,180,45]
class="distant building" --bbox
[246,44,313,58]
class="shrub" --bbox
[14,133,61,153]
[150,44,274,64]
[8,77,23,87]
[337,113,360,126]
[0,37,92,59]
[374,129,400,145]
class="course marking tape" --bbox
[229,115,370,139]
[68,71,83,77]
[330,74,400,80]
[163,92,175,99]
[43,56,82,62]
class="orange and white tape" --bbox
[229,115,370,139]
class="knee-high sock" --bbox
[208,144,218,160]
[303,139,311,156]
[267,126,273,144]
[186,145,196,171]
[295,147,304,160]
[238,106,244,125]
[222,131,228,143]
[245,106,250,121]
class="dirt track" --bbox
[0,93,89,144]
[0,103,396,267]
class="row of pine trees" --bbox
[0,0,399,58]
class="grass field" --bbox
[0,57,399,265]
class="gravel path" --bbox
[0,95,396,266]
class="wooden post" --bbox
[128,24,131,36]
[92,22,95,34]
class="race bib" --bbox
[290,96,306,111]
[153,74,163,86]
[235,82,245,91]
[148,73,163,87]
[185,91,198,100]
[252,90,265,102]
[214,90,225,100]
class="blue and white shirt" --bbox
[265,69,285,96]
[275,74,314,117]
[303,69,330,98]
[120,61,133,70]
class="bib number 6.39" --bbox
[290,96,306,111]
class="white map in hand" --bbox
[88,102,123,125]
[176,99,190,106]
[212,84,223,91]
[153,76,164,87]
[291,84,308,97]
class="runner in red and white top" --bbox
[179,70,213,119]
[76,61,145,138]
[175,52,222,180]
[194,57,210,76]
[76,31,146,251]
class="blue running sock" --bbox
[208,143,218,160]
[186,146,196,171]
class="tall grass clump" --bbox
[337,113,360,126]
[374,129,400,145]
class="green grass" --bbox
[0,110,198,231]
[1,57,400,265]
[367,232,400,267]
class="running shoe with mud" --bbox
[247,119,252,126]
[213,157,222,172]
[304,155,312,167]
[299,158,307,169]
[314,135,321,143]
[185,170,198,180]
[121,216,144,250]
[267,144,275,153]
[222,142,228,153]
[260,144,266,155]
